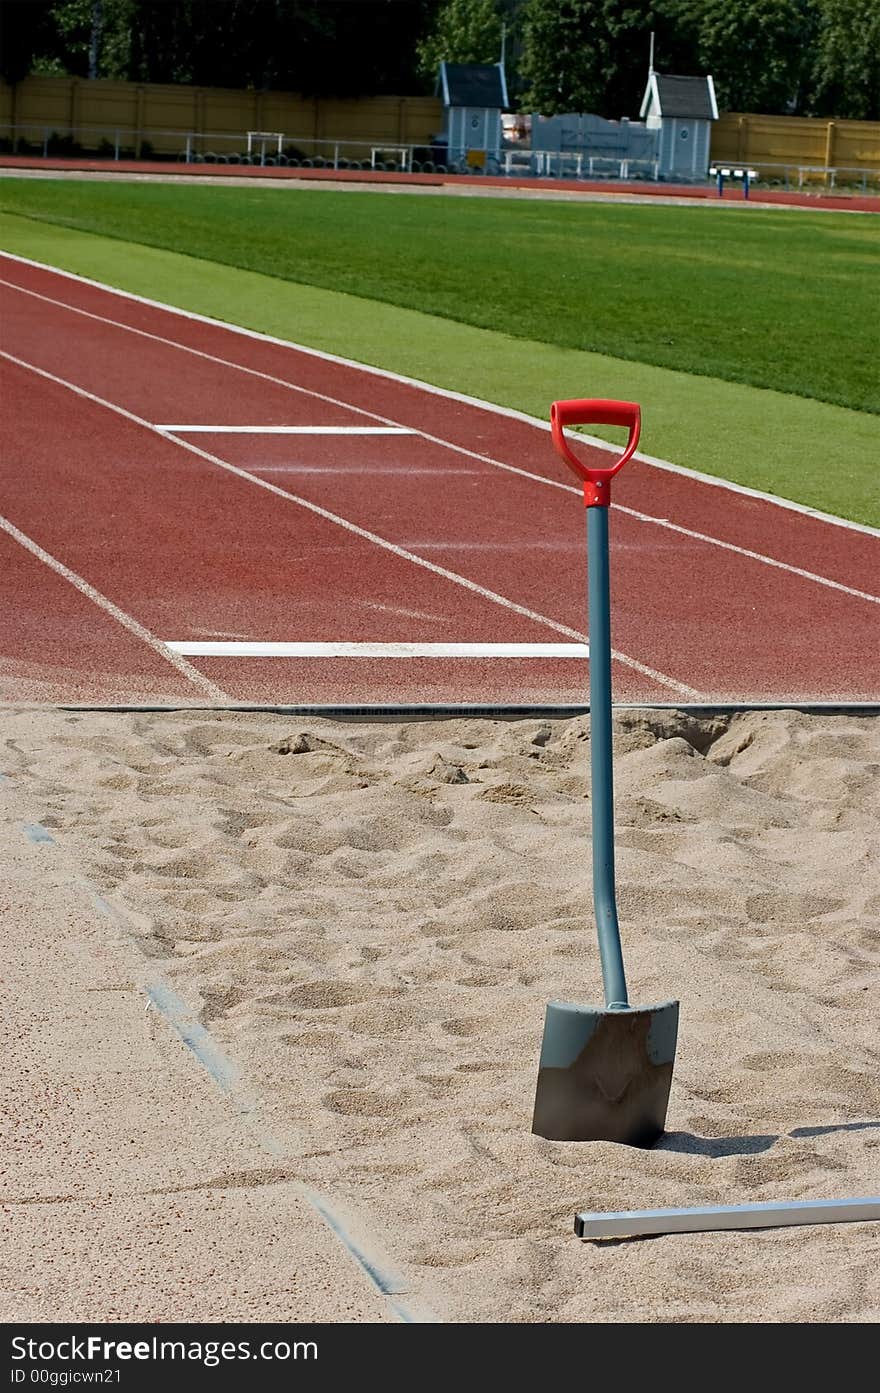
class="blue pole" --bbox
[587,505,629,1009]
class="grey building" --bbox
[530,112,658,177]
[640,73,718,180]
[438,61,508,168]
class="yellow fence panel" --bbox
[0,75,442,156]
[713,112,880,173]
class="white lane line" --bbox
[618,503,880,606]
[155,425,415,434]
[166,641,591,658]
[2,274,877,606]
[3,251,878,539]
[1,349,695,696]
[0,513,228,699]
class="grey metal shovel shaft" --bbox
[587,505,629,1010]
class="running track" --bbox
[1,251,878,707]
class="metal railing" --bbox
[0,120,661,180]
[520,150,660,181]
[0,121,444,172]
[1,121,878,192]
[721,158,880,193]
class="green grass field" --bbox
[1,178,878,525]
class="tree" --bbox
[809,0,880,118]
[665,0,813,113]
[517,0,697,118]
[416,0,503,84]
[518,0,608,115]
[8,0,436,96]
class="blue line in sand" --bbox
[304,1189,412,1304]
[12,801,430,1321]
[23,822,56,845]
[144,986,427,1318]
[144,982,241,1094]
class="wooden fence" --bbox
[0,75,444,155]
[713,112,880,175]
[2,75,878,174]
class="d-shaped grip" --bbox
[550,398,641,506]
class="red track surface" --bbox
[2,155,878,213]
[1,253,878,706]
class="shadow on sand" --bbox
[657,1119,880,1157]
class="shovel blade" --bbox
[532,999,679,1147]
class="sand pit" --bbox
[3,705,878,1322]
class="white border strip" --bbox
[165,641,590,658]
[2,250,877,540]
[156,425,415,435]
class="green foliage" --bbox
[5,0,437,96]
[514,0,880,119]
[667,0,880,116]
[417,0,503,82]
[809,0,880,119]
[666,0,813,113]
[516,1,695,120]
[47,0,134,80]
[5,0,880,118]
[519,0,611,116]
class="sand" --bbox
[2,705,878,1322]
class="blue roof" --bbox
[439,62,508,110]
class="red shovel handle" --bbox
[550,398,641,506]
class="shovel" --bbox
[531,398,678,1147]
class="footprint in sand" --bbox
[742,1050,816,1072]
[284,980,377,1010]
[199,983,249,1021]
[147,850,216,879]
[322,1088,408,1117]
[284,1029,337,1049]
[441,1018,482,1037]
[416,1074,462,1093]
[745,891,844,923]
[105,842,140,860]
[348,1002,422,1035]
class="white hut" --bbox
[640,73,718,180]
[438,61,508,168]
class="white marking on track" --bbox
[0,513,228,698]
[2,251,877,538]
[156,425,415,434]
[0,349,695,696]
[166,641,591,658]
[2,273,877,607]
[250,466,483,476]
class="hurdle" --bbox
[710,164,758,199]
